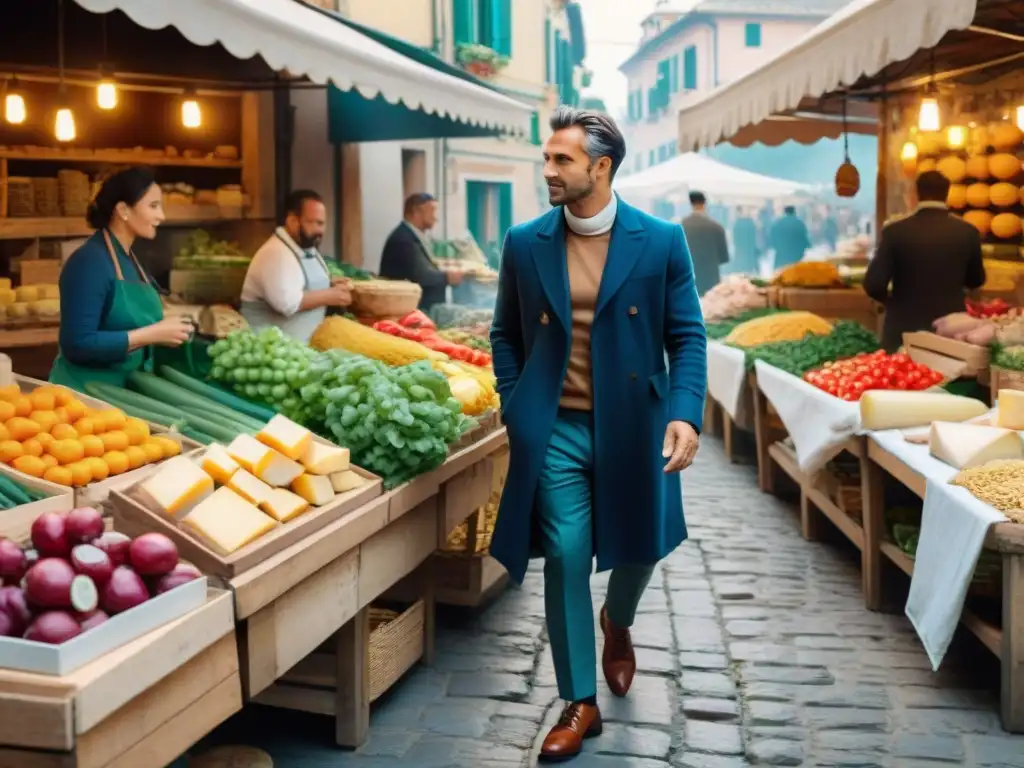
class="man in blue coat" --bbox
[490,107,707,761]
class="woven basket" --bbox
[33,178,60,218]
[991,365,1024,394]
[58,169,90,217]
[7,177,34,217]
[368,601,425,702]
[351,279,422,318]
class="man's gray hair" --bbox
[549,106,627,179]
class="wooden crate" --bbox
[19,259,62,286]
[437,456,494,548]
[903,331,989,377]
[0,461,75,543]
[109,464,382,580]
[776,287,882,328]
[433,553,509,608]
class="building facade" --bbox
[298,0,585,271]
[619,0,849,177]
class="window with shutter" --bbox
[656,60,671,108]
[453,0,477,46]
[544,18,553,83]
[486,0,512,57]
[745,22,761,47]
[670,55,680,93]
[497,182,513,256]
[683,45,697,90]
[530,112,541,145]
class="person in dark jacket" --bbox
[731,207,759,275]
[863,170,986,352]
[681,191,729,296]
[379,193,462,310]
[769,205,811,270]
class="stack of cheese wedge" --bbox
[136,414,369,555]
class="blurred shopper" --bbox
[681,191,729,295]
[863,170,985,352]
[820,205,839,253]
[769,205,811,269]
[731,207,759,276]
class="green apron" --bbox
[50,230,165,392]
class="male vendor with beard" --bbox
[240,189,352,343]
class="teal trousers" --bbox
[536,409,655,701]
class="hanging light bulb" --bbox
[901,141,918,162]
[181,89,201,129]
[96,78,117,110]
[3,78,25,124]
[54,83,75,142]
[1017,105,1024,132]
[918,96,941,132]
[946,125,967,149]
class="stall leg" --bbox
[800,482,821,542]
[722,410,735,463]
[703,395,719,438]
[1002,553,1024,733]
[752,385,774,494]
[422,560,436,668]
[335,607,371,748]
[861,455,885,611]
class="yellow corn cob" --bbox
[725,311,833,347]
[309,316,446,366]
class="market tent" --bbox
[71,0,533,137]
[614,153,812,203]
[676,0,982,150]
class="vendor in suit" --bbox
[379,193,462,311]
[50,166,193,391]
[490,107,706,762]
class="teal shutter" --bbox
[544,18,553,83]
[656,59,671,108]
[745,22,761,47]
[670,55,680,93]
[683,45,697,90]
[466,181,485,247]
[648,149,655,166]
[497,182,513,255]
[558,37,576,105]
[487,0,512,56]
[453,0,477,46]
[530,111,541,145]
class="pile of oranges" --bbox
[0,384,182,487]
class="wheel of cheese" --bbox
[989,153,1022,181]
[189,746,273,768]
[990,122,1023,152]
[991,213,1023,240]
[965,154,990,180]
[990,182,1019,208]
[964,209,994,236]
[936,155,967,183]
[965,183,991,208]
[946,184,967,209]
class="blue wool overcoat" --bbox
[488,198,708,584]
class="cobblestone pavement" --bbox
[192,439,1024,767]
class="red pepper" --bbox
[399,310,436,330]
[373,320,404,335]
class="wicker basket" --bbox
[7,177,34,217]
[990,365,1024,394]
[58,169,90,217]
[351,279,422,318]
[32,178,60,218]
[368,601,425,702]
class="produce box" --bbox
[776,287,882,330]
[0,576,207,676]
[904,345,969,383]
[990,365,1024,398]
[902,331,990,377]
[109,445,382,580]
[169,268,247,306]
[0,461,75,543]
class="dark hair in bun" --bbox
[86,166,158,229]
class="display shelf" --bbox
[0,214,250,241]
[0,149,242,168]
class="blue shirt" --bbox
[58,231,154,365]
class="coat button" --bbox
[628,306,639,316]
[539,311,550,326]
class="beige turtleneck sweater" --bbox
[559,230,611,410]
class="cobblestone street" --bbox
[196,440,1024,767]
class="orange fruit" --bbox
[0,440,24,463]
[0,385,20,402]
[50,439,85,466]
[52,387,74,407]
[68,461,93,487]
[0,402,15,422]
[28,391,56,412]
[0,424,9,443]
[97,409,126,432]
[40,453,58,470]
[12,454,46,478]
[140,441,164,463]
[29,411,59,433]
[80,434,104,458]
[102,450,130,476]
[12,396,33,418]
[6,417,40,442]
[150,436,181,458]
[53,407,70,425]
[63,399,88,422]
[73,417,97,436]
[35,431,54,450]
[20,438,43,457]
[50,423,78,440]
[85,457,109,482]
[100,430,129,452]
[43,465,73,486]
[124,445,147,470]
[123,418,150,445]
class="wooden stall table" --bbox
[0,326,59,381]
[863,438,1024,732]
[0,590,238,768]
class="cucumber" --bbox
[181,427,215,446]
[184,419,238,444]
[0,476,36,506]
[0,490,14,510]
[159,366,276,422]
[85,382,186,423]
[129,372,265,430]
[179,406,254,437]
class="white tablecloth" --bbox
[754,361,860,474]
[868,430,1007,670]
[706,341,748,420]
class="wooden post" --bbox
[703,394,718,438]
[800,476,822,542]
[1002,553,1024,732]
[861,451,885,611]
[721,409,734,463]
[422,559,436,668]
[751,376,773,494]
[334,607,371,748]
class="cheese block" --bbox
[226,434,273,473]
[254,450,304,487]
[0,289,15,307]
[928,422,1024,469]
[182,487,278,555]
[300,441,350,475]
[15,286,39,302]
[0,278,11,292]
[257,414,313,461]
[201,444,240,485]
[291,473,335,506]
[260,488,310,522]
[137,455,214,518]
[37,284,59,300]
[997,389,1024,430]
[330,469,366,493]
[226,468,273,506]
[860,390,989,431]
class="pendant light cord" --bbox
[57,0,65,84]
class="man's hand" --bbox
[325,280,353,307]
[446,270,464,286]
[663,420,699,473]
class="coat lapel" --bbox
[595,199,647,318]
[531,209,571,331]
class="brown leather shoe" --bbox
[539,701,602,762]
[600,605,637,697]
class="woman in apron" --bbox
[50,167,193,392]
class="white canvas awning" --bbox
[677,0,979,150]
[72,0,533,134]
[614,153,812,203]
